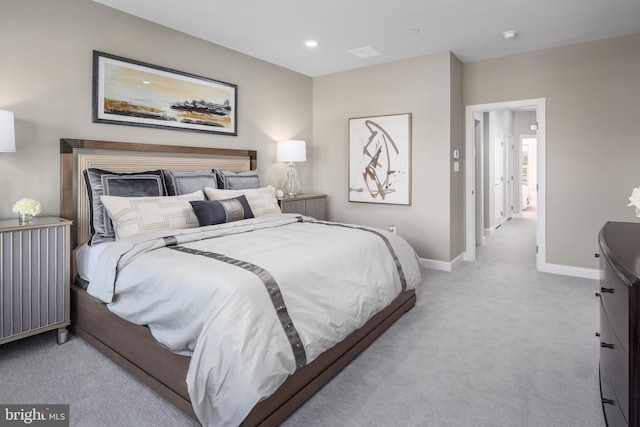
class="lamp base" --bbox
[282,162,300,196]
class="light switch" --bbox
[454,161,460,172]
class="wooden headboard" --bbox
[60,138,257,249]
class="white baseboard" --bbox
[537,262,602,280]
[421,256,602,280]
[419,253,464,272]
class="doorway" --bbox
[464,98,546,270]
[520,135,537,214]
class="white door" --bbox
[494,136,504,227]
[506,133,514,219]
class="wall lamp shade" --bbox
[0,110,16,152]
[277,140,306,196]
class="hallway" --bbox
[414,210,605,425]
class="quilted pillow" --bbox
[214,169,260,190]
[162,169,218,196]
[203,186,280,217]
[83,168,165,245]
[100,190,205,239]
[190,195,254,226]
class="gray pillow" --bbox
[190,195,254,226]
[83,168,165,245]
[162,169,217,196]
[214,169,260,190]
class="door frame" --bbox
[473,112,484,246]
[464,98,546,271]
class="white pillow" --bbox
[203,186,280,217]
[100,190,205,239]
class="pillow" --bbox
[100,190,205,239]
[162,169,218,196]
[203,186,281,217]
[83,168,165,245]
[214,169,260,190]
[190,195,254,226]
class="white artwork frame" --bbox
[348,113,412,205]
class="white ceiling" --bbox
[93,0,640,77]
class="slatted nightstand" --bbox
[0,216,72,345]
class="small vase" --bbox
[18,213,32,225]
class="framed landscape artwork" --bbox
[93,51,237,135]
[348,113,412,205]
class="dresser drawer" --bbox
[601,260,629,352]
[601,357,628,427]
[600,301,629,421]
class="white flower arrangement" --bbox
[12,198,42,217]
[628,187,640,218]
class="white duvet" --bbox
[88,214,422,426]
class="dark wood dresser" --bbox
[598,221,640,426]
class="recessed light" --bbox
[502,30,518,40]
[305,40,318,48]
[142,81,151,85]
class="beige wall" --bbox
[313,52,462,261]
[4,0,637,271]
[449,54,464,260]
[464,33,640,269]
[0,0,312,219]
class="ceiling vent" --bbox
[347,45,384,59]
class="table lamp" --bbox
[277,140,306,197]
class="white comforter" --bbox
[88,214,421,426]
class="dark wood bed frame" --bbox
[60,138,416,426]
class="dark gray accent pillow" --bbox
[162,169,218,196]
[190,195,254,226]
[83,168,165,245]
[214,169,260,190]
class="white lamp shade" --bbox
[277,140,306,162]
[0,110,16,152]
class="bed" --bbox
[60,138,420,426]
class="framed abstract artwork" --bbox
[93,51,237,135]
[348,113,412,205]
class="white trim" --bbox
[419,253,464,272]
[420,257,602,280]
[464,98,546,271]
[538,263,602,281]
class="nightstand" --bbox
[0,216,72,345]
[279,194,327,220]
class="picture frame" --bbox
[92,51,237,136]
[348,113,412,205]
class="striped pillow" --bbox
[203,186,280,217]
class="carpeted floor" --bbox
[283,208,604,427]
[0,209,605,426]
